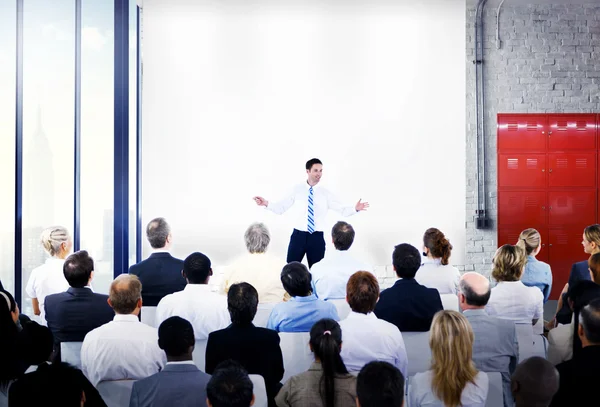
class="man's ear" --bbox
[578,323,585,338]
[250,394,255,406]
[209,268,213,276]
[107,298,113,308]
[182,269,186,279]
[206,398,212,407]
[356,398,361,407]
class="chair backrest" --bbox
[249,374,268,407]
[140,306,157,328]
[514,322,535,362]
[279,332,313,383]
[485,372,503,407]
[96,380,136,407]
[328,299,351,320]
[402,331,432,376]
[192,339,209,371]
[254,303,276,328]
[0,391,7,407]
[440,294,459,312]
[61,342,83,369]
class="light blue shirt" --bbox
[266,294,339,332]
[311,250,373,300]
[521,255,553,303]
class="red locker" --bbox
[498,191,546,226]
[498,154,546,188]
[548,114,597,150]
[548,190,597,229]
[497,114,547,151]
[548,153,596,188]
[548,228,588,300]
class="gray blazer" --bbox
[129,363,210,407]
[464,309,519,407]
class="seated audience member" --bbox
[275,318,356,407]
[356,361,405,407]
[486,245,544,334]
[130,316,211,407]
[222,223,286,303]
[409,310,489,407]
[81,274,165,386]
[267,262,339,332]
[374,244,443,332]
[550,299,600,406]
[0,289,27,394]
[310,221,372,300]
[129,217,186,306]
[18,321,54,372]
[207,360,255,407]
[511,357,558,407]
[547,280,600,365]
[207,283,284,407]
[517,228,552,303]
[415,228,460,295]
[459,272,518,407]
[44,250,114,361]
[339,271,407,376]
[156,252,230,340]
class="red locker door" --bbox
[498,226,549,263]
[548,114,597,150]
[498,114,547,151]
[548,153,596,188]
[498,191,546,226]
[548,190,597,230]
[548,228,587,300]
[498,154,546,188]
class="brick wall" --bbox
[465,3,600,276]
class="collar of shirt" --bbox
[345,311,376,321]
[166,360,196,366]
[113,314,140,323]
[308,362,323,371]
[422,257,442,266]
[462,308,487,316]
[291,294,318,303]
[527,255,538,263]
[183,284,212,293]
[45,257,65,266]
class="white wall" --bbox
[142,0,466,269]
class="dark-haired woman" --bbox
[275,319,356,407]
[0,289,26,395]
[416,228,460,295]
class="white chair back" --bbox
[328,299,351,320]
[485,372,503,407]
[254,303,276,328]
[249,374,268,407]
[514,322,534,362]
[140,306,157,327]
[279,332,313,383]
[192,340,209,371]
[440,294,459,312]
[0,391,7,407]
[97,380,136,407]
[61,342,83,369]
[402,331,431,376]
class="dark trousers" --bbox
[286,229,325,268]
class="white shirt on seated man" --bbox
[339,271,407,378]
[81,274,166,386]
[310,221,372,301]
[156,251,230,341]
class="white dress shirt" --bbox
[409,370,489,407]
[156,284,231,340]
[339,311,408,377]
[415,258,461,295]
[311,250,373,300]
[547,321,574,365]
[25,258,69,325]
[81,314,166,386]
[266,183,356,232]
[485,281,544,334]
[221,252,287,303]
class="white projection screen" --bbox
[142,0,466,270]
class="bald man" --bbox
[81,274,166,385]
[459,272,519,407]
[511,357,558,407]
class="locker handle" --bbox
[549,206,552,210]
[549,244,553,247]
[548,131,553,135]
[542,244,546,247]
[542,206,545,210]
[549,169,553,173]
[542,169,545,172]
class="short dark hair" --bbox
[305,158,322,170]
[511,356,558,406]
[392,244,421,279]
[281,262,312,297]
[63,250,94,288]
[19,321,54,366]
[146,217,171,249]
[357,361,405,407]
[158,316,195,357]
[207,360,254,407]
[228,283,258,325]
[331,221,355,251]
[346,271,379,314]
[459,279,491,307]
[183,252,212,284]
[579,298,600,344]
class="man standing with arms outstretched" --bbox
[253,158,369,268]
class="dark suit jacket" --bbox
[44,287,114,360]
[206,324,284,407]
[374,278,443,332]
[129,363,210,407]
[556,261,591,324]
[128,252,186,306]
[550,345,600,406]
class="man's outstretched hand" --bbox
[253,196,269,207]
[355,199,369,212]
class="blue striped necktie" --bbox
[308,186,315,233]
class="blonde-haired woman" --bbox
[516,228,552,303]
[485,245,544,334]
[409,310,489,407]
[25,226,72,325]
